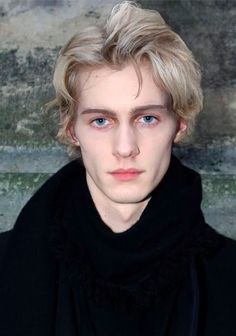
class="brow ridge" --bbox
[80,104,168,117]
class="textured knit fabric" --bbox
[0,155,236,336]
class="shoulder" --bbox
[204,233,236,294]
[13,159,84,234]
[202,233,236,333]
[0,230,11,265]
[25,158,82,206]
[202,232,236,288]
[0,160,84,276]
[204,234,236,275]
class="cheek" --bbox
[76,125,112,145]
[158,122,178,146]
[78,139,108,164]
[141,127,176,153]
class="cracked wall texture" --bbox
[0,0,236,147]
[0,1,236,234]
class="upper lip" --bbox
[110,168,143,174]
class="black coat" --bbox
[0,156,236,336]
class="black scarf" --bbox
[52,155,222,335]
[0,155,223,336]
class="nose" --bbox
[112,124,140,158]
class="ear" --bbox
[174,118,187,143]
[66,127,80,146]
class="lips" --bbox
[109,169,144,181]
[111,168,142,174]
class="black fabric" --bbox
[0,155,236,336]
[0,230,11,265]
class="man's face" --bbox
[74,62,184,206]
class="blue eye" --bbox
[92,118,109,128]
[140,116,157,124]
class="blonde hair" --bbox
[49,1,203,156]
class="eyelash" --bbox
[90,115,159,129]
[91,118,110,128]
[138,115,158,126]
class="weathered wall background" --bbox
[0,0,235,236]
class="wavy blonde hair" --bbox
[48,1,203,156]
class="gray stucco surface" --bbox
[0,0,235,236]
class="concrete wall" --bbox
[1,0,235,146]
[0,0,235,236]
[141,0,236,142]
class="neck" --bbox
[96,200,150,233]
[86,175,150,233]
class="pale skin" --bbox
[71,62,187,233]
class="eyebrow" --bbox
[80,104,168,117]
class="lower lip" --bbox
[110,172,142,181]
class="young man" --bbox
[0,2,236,335]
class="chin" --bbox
[107,191,151,205]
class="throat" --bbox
[85,172,151,233]
[97,199,150,233]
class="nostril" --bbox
[112,126,140,158]
[112,144,140,158]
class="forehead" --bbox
[76,62,170,110]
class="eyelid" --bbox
[134,110,160,117]
[87,112,160,129]
[89,114,115,122]
[90,116,113,129]
[135,115,160,127]
[135,114,160,121]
